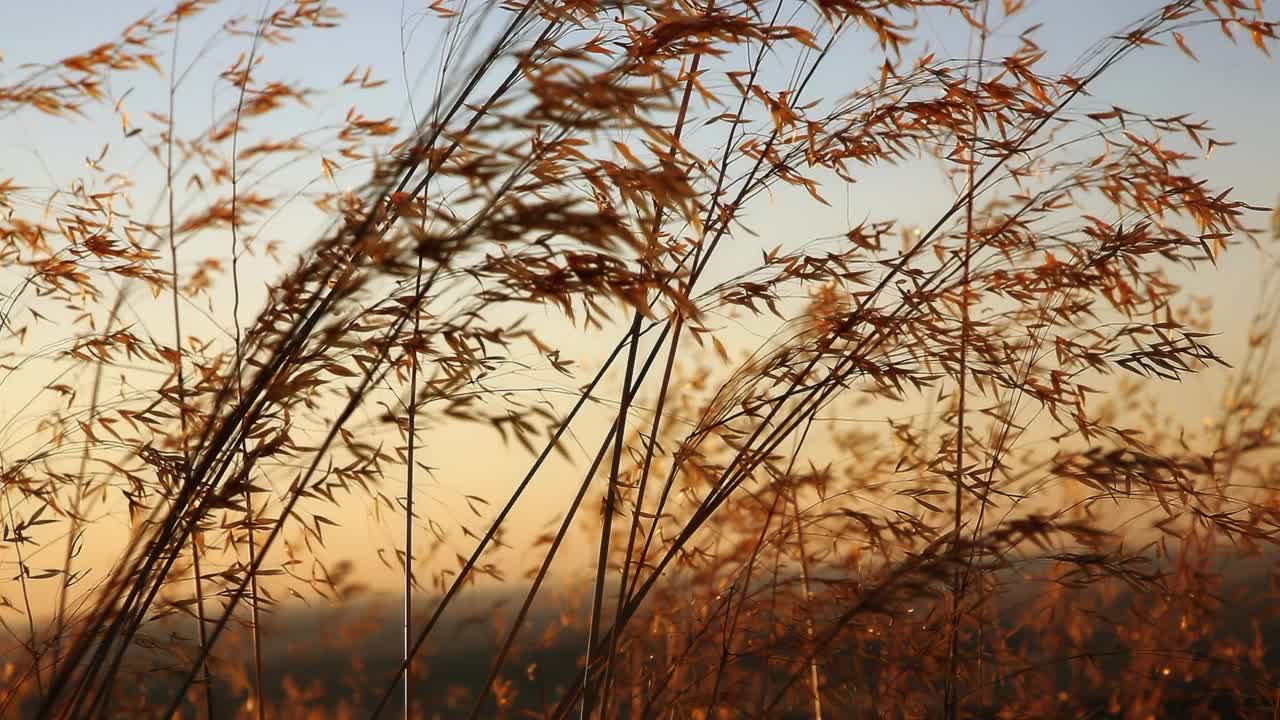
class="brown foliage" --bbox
[1,0,1279,718]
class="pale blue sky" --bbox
[3,1,1276,292]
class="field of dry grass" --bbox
[3,0,1280,717]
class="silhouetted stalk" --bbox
[625,1,793,601]
[601,31,707,715]
[187,536,212,717]
[462,315,698,718]
[583,311,642,719]
[369,329,631,717]
[404,253,424,720]
[229,15,265,719]
[467,363,640,718]
[945,4,988,716]
[51,40,218,720]
[396,0,430,711]
[158,14,215,720]
[243,491,264,720]
[538,101,801,720]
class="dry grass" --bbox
[2,0,1280,717]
